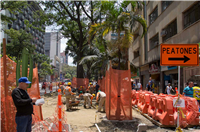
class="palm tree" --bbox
[89,1,147,70]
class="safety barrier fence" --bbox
[98,67,132,120]
[131,90,200,128]
[71,77,89,89]
[1,56,69,131]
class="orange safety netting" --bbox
[1,56,43,132]
[105,68,132,120]
[98,77,105,92]
[71,77,89,89]
[32,100,69,132]
[27,67,43,122]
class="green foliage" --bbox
[39,61,54,78]
[1,1,27,24]
[38,1,103,78]
[2,29,35,60]
[89,1,147,70]
[65,73,71,79]
[33,53,52,65]
[62,65,76,79]
[33,53,53,78]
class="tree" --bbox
[1,29,35,59]
[62,65,76,80]
[39,1,103,78]
[1,1,27,24]
[89,1,147,70]
[39,61,54,78]
[65,73,71,79]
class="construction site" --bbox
[1,53,200,132]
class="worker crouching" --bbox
[63,82,76,111]
[83,91,95,109]
[96,90,106,113]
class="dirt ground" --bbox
[40,92,199,132]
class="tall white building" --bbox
[44,32,61,81]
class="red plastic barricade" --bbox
[155,94,166,121]
[184,97,199,126]
[131,90,200,127]
[157,96,175,126]
[132,91,139,106]
[148,94,158,119]
[139,93,151,114]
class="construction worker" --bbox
[83,91,95,108]
[78,86,83,94]
[49,82,53,93]
[79,91,83,100]
[88,83,95,94]
[63,82,76,111]
[96,90,106,113]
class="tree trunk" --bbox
[125,48,129,70]
[77,51,84,78]
[118,49,121,70]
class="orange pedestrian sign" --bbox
[160,44,199,66]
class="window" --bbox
[149,6,158,25]
[134,50,140,59]
[183,2,200,29]
[45,50,49,57]
[149,33,159,50]
[162,19,177,42]
[162,1,172,12]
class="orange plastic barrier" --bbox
[139,93,151,114]
[184,97,199,126]
[157,96,175,126]
[148,94,158,119]
[131,90,136,106]
[132,90,200,127]
[133,91,140,106]
[155,94,166,121]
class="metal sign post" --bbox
[177,66,180,130]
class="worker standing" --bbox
[78,86,83,94]
[88,83,95,94]
[96,90,106,113]
[49,82,53,93]
[83,91,95,108]
[63,82,76,111]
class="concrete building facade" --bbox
[0,1,45,54]
[129,1,200,94]
[44,32,61,81]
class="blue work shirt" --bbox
[183,86,193,97]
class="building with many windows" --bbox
[44,32,61,81]
[128,1,200,94]
[1,1,45,54]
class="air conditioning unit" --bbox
[161,30,167,37]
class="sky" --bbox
[60,38,76,66]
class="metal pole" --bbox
[177,66,180,129]
[3,38,9,131]
[143,1,148,61]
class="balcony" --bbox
[148,45,160,63]
[132,56,140,67]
